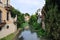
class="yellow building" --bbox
[0,0,17,38]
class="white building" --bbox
[37,8,45,30]
[37,9,42,23]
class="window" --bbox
[7,25,9,29]
[0,10,2,24]
[0,0,2,3]
[7,11,9,20]
[0,27,2,31]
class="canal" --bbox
[18,29,40,40]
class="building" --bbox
[37,9,42,23]
[37,9,45,30]
[0,0,17,38]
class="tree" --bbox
[25,13,30,16]
[29,14,42,30]
[44,0,60,40]
[10,7,25,28]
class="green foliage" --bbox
[45,0,60,40]
[29,14,38,30]
[10,7,25,28]
[21,22,29,28]
[29,15,37,25]
[37,29,46,37]
[25,13,30,16]
[0,33,15,40]
[29,14,46,37]
[30,22,40,30]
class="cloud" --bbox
[16,0,45,7]
[18,0,39,5]
[11,0,45,8]
[10,0,45,15]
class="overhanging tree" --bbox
[44,0,60,40]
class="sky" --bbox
[10,0,45,15]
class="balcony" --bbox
[4,4,11,11]
[0,20,6,27]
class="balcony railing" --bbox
[0,20,6,27]
[4,4,11,11]
[0,3,11,10]
[4,4,11,7]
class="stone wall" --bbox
[0,7,7,21]
[0,23,17,38]
[1,0,10,5]
[0,10,17,39]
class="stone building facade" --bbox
[0,0,17,38]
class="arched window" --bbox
[0,10,2,24]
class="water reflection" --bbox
[19,30,40,40]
